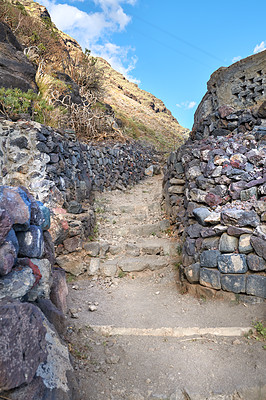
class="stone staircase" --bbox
[85,175,180,278]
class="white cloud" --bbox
[41,0,139,82]
[176,101,197,110]
[232,56,241,63]
[253,41,266,54]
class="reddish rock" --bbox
[43,231,55,266]
[63,236,82,253]
[0,209,12,245]
[0,300,47,392]
[218,105,235,119]
[49,216,69,245]
[37,298,66,335]
[0,186,31,231]
[205,192,223,207]
[257,101,266,118]
[0,242,17,276]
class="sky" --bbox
[40,0,266,130]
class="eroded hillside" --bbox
[0,0,188,151]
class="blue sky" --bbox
[40,0,265,129]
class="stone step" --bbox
[100,255,172,276]
[125,238,179,257]
[117,219,170,237]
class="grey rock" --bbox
[17,225,44,258]
[50,267,68,314]
[37,298,66,335]
[219,233,238,253]
[247,254,266,271]
[200,250,221,268]
[118,256,169,272]
[184,262,200,283]
[246,275,266,298]
[0,266,35,300]
[240,187,258,201]
[87,258,100,275]
[221,274,246,294]
[221,209,260,227]
[238,234,253,254]
[193,207,211,226]
[227,226,253,237]
[101,259,118,277]
[0,241,17,276]
[125,243,141,256]
[201,236,220,250]
[0,300,47,392]
[218,254,248,274]
[0,208,12,246]
[56,254,86,276]
[187,223,202,238]
[27,258,52,301]
[83,241,100,257]
[199,268,221,289]
[250,235,266,260]
[67,200,83,214]
[168,185,184,194]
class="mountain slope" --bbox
[0,0,189,150]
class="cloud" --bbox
[253,41,266,54]
[176,101,197,110]
[232,56,242,63]
[41,0,139,81]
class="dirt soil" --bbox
[64,174,266,400]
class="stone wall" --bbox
[0,118,157,207]
[193,51,266,131]
[0,186,78,399]
[163,104,266,300]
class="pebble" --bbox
[89,304,98,312]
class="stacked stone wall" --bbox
[0,118,156,208]
[163,104,266,299]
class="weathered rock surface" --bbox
[0,22,38,92]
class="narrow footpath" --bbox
[66,174,266,400]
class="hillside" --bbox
[0,0,189,151]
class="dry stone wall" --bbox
[163,104,266,299]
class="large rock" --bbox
[219,233,238,253]
[221,274,246,294]
[0,300,47,392]
[200,250,220,268]
[17,225,44,258]
[193,207,211,226]
[250,235,266,260]
[27,258,52,301]
[0,186,31,231]
[0,22,38,92]
[56,253,87,276]
[218,254,248,274]
[50,267,68,314]
[221,209,260,228]
[199,268,221,290]
[247,254,266,272]
[0,241,17,276]
[0,266,35,300]
[246,275,266,298]
[0,209,12,245]
[184,262,200,283]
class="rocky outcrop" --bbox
[193,51,266,133]
[0,22,38,92]
[164,105,266,299]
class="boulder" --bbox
[184,262,200,283]
[0,266,35,301]
[0,300,47,392]
[0,241,17,276]
[50,267,68,314]
[27,258,52,301]
[0,209,12,245]
[238,234,253,254]
[193,207,211,226]
[250,235,266,260]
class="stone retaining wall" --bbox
[163,104,266,299]
[0,118,157,208]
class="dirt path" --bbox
[65,175,266,400]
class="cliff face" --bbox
[193,51,266,132]
[0,0,188,150]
